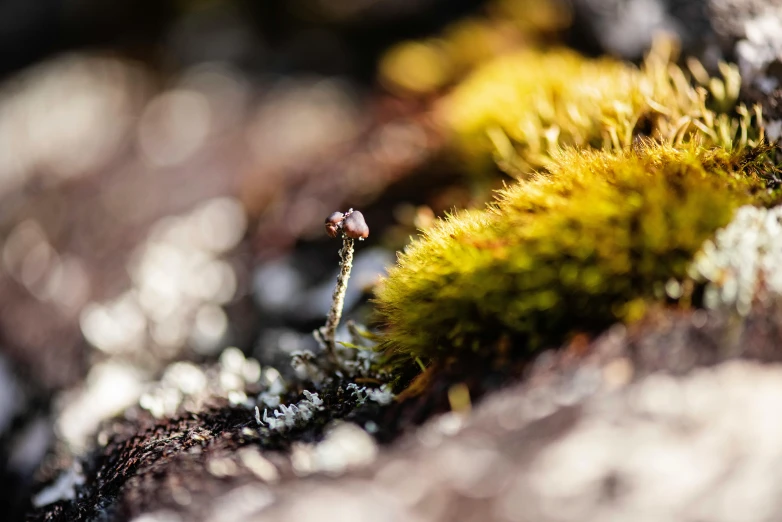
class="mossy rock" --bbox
[375,142,773,369]
[441,39,750,176]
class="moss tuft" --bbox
[441,39,758,176]
[374,142,771,369]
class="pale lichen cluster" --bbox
[254,333,391,433]
[690,204,782,315]
[135,335,391,437]
[255,390,324,432]
[347,383,395,406]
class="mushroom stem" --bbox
[321,236,355,360]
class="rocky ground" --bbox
[3,1,782,521]
[28,300,782,522]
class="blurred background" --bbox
[0,0,756,519]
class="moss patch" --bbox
[375,142,771,370]
[441,39,753,176]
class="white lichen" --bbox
[689,205,782,315]
[303,389,324,407]
[347,383,395,406]
[256,391,325,432]
[251,315,390,433]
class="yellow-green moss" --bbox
[375,142,771,367]
[378,0,571,96]
[441,39,755,176]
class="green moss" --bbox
[441,39,756,176]
[375,142,771,368]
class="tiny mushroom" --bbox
[343,210,369,240]
[325,212,345,238]
[318,208,369,361]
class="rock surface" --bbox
[258,359,782,522]
[28,299,782,522]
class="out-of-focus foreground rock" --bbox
[28,300,782,522]
[260,359,782,522]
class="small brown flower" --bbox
[325,211,345,238]
[342,210,369,240]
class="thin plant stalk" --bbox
[322,236,355,359]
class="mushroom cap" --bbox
[325,211,345,225]
[343,210,369,240]
[325,211,345,238]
